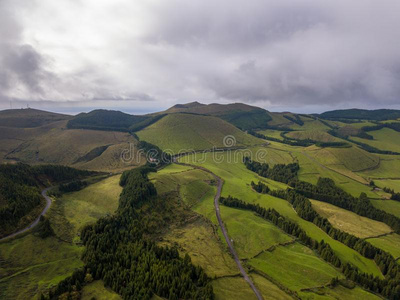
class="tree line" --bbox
[383,187,400,201]
[220,195,400,299]
[44,166,214,300]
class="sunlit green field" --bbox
[352,128,400,153]
[299,285,381,300]
[248,243,343,291]
[366,234,400,259]
[180,150,384,277]
[371,200,400,218]
[82,280,121,300]
[311,200,392,238]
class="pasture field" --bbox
[310,200,392,238]
[137,113,261,153]
[250,274,293,300]
[299,285,381,300]
[220,205,294,259]
[159,217,239,278]
[257,129,285,140]
[0,234,84,299]
[212,277,259,300]
[47,175,122,242]
[180,151,384,276]
[82,280,121,300]
[374,179,400,193]
[285,130,339,142]
[290,119,332,131]
[371,200,400,218]
[352,128,400,153]
[366,234,400,259]
[248,242,344,291]
[358,156,400,179]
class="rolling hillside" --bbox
[136,113,262,153]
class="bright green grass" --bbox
[299,285,381,300]
[374,179,400,193]
[160,218,239,278]
[180,151,384,277]
[352,128,400,153]
[248,243,343,291]
[81,280,121,300]
[257,129,284,140]
[286,130,339,142]
[347,121,377,129]
[220,205,293,259]
[212,277,258,300]
[0,235,84,299]
[251,274,293,300]
[290,120,332,131]
[137,113,261,154]
[48,175,122,242]
[311,200,392,238]
[180,179,214,207]
[358,156,400,179]
[366,234,400,259]
[371,200,400,218]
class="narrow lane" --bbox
[175,160,263,300]
[0,187,52,242]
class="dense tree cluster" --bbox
[283,114,304,126]
[251,181,270,194]
[243,157,299,184]
[220,195,400,299]
[59,180,88,193]
[0,163,93,238]
[46,167,214,300]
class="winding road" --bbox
[175,159,263,300]
[0,187,52,242]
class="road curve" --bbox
[0,187,52,242]
[175,160,263,300]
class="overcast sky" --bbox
[1,0,400,114]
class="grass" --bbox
[366,234,400,259]
[0,234,84,299]
[358,155,400,179]
[251,274,293,300]
[212,277,259,300]
[371,200,400,218]
[257,129,284,140]
[374,179,400,193]
[159,217,239,278]
[47,175,122,242]
[352,128,400,153]
[290,120,332,131]
[248,242,344,291]
[81,280,121,300]
[285,130,339,142]
[299,285,381,300]
[219,206,294,259]
[180,150,384,277]
[311,200,392,238]
[137,113,261,154]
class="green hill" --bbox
[136,113,262,153]
[320,108,400,121]
[0,108,70,128]
[162,102,272,130]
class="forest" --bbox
[43,167,214,300]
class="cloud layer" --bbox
[1,0,400,113]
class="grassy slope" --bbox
[249,243,343,291]
[81,280,121,300]
[358,155,400,179]
[137,113,261,154]
[0,175,122,299]
[286,130,339,142]
[48,175,122,243]
[311,200,392,238]
[371,200,400,218]
[299,285,381,300]
[352,128,400,153]
[180,150,383,277]
[366,234,400,260]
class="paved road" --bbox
[175,160,263,300]
[0,187,52,242]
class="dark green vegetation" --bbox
[0,163,93,238]
[44,167,214,300]
[319,108,400,121]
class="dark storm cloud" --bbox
[1,0,400,112]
